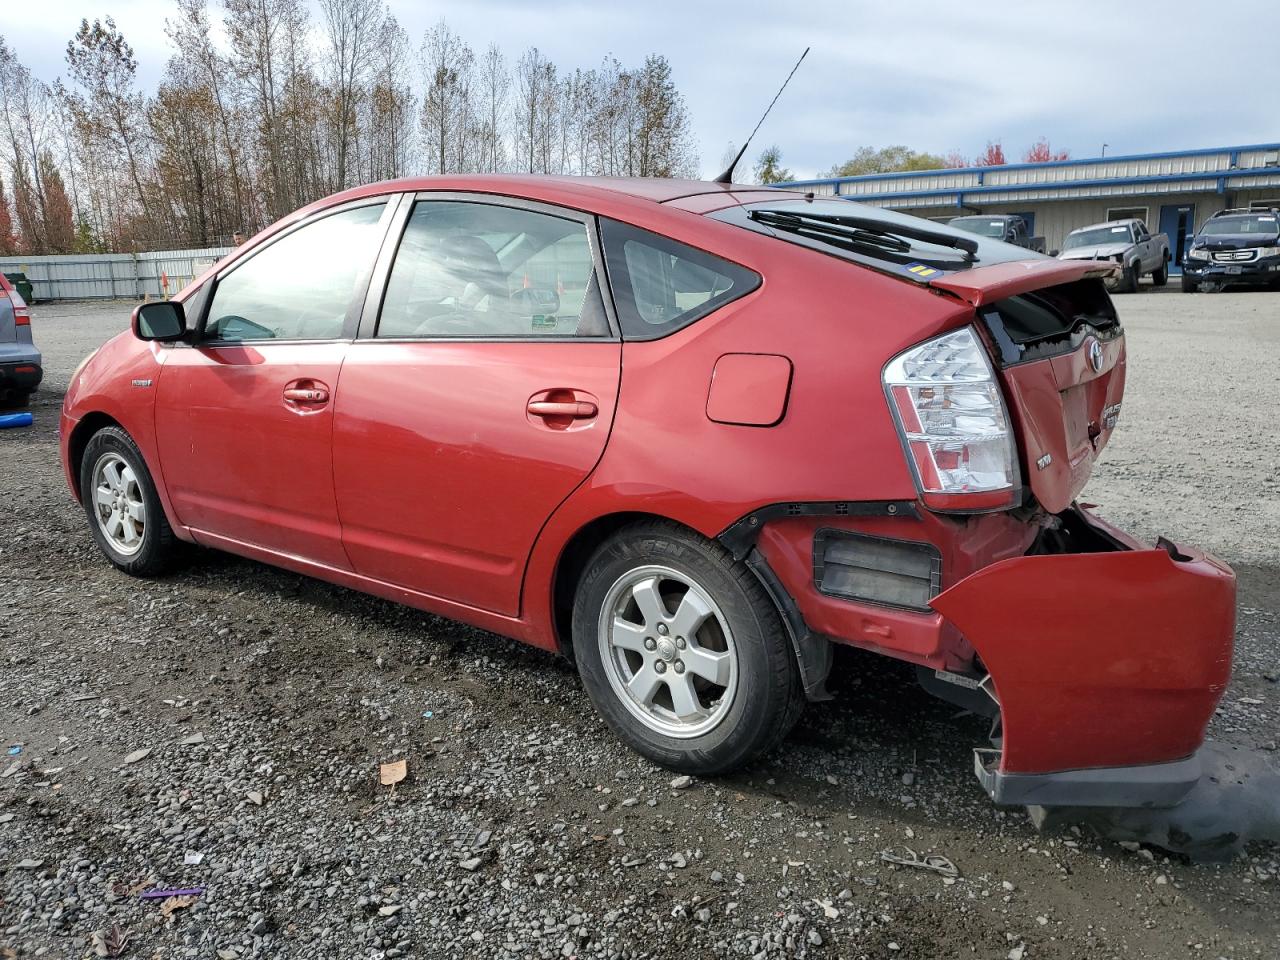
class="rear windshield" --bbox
[950,217,1011,238]
[1064,225,1132,249]
[710,198,1042,283]
[1199,215,1279,236]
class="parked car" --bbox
[1059,218,1170,292]
[1181,208,1280,292]
[3,271,35,304]
[60,176,1235,809]
[0,272,41,408]
[947,214,1046,253]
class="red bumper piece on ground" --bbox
[931,508,1235,807]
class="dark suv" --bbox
[1182,208,1280,291]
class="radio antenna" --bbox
[713,46,809,184]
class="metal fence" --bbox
[0,247,232,301]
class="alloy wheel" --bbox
[92,452,146,556]
[597,565,738,739]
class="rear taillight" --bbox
[882,326,1018,512]
[10,293,29,325]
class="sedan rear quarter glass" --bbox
[600,219,760,340]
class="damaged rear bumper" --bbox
[931,506,1235,808]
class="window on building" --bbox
[1106,206,1148,225]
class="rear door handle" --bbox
[527,400,597,419]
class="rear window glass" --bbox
[710,198,1039,284]
[600,219,760,340]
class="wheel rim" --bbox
[597,564,739,739]
[91,452,146,556]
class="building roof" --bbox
[775,143,1280,210]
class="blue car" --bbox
[0,274,41,408]
[1181,208,1280,291]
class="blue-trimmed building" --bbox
[776,143,1280,275]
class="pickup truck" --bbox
[948,214,1047,253]
[1058,218,1170,293]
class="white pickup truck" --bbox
[1058,218,1171,293]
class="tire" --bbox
[1118,262,1139,293]
[1181,276,1197,293]
[571,520,804,775]
[1152,260,1168,286]
[79,425,179,577]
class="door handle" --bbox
[284,386,329,403]
[527,399,597,419]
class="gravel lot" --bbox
[2,288,1278,959]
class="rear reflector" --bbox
[13,365,36,374]
[813,529,941,611]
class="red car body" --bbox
[60,176,1235,807]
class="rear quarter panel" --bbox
[522,213,977,646]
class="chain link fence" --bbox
[0,247,233,302]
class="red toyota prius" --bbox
[60,176,1235,809]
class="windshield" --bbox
[950,217,1010,238]
[710,198,1042,283]
[1199,214,1279,236]
[1064,225,1131,249]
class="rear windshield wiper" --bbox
[748,209,978,270]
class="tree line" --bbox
[0,4,698,255]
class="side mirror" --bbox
[133,301,186,342]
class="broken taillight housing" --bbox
[883,326,1018,512]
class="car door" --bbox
[154,198,395,568]
[331,194,622,616]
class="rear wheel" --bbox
[79,426,179,577]
[571,521,804,775]
[1152,261,1168,286]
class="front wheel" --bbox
[1181,275,1198,293]
[571,521,804,775]
[79,426,179,577]
[1118,262,1140,293]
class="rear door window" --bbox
[599,219,760,340]
[377,200,610,339]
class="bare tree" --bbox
[419,21,474,175]
[319,0,381,191]
[475,43,508,173]
[365,14,415,182]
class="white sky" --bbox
[2,0,1275,179]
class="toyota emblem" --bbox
[1086,338,1104,373]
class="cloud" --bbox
[4,0,1273,178]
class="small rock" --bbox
[1008,945,1026,960]
[379,905,402,917]
[122,748,151,765]
[247,791,264,806]
[670,775,693,790]
[901,772,915,786]
[15,858,43,869]
[459,857,483,871]
[808,928,823,946]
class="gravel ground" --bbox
[1,289,1278,959]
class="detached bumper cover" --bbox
[931,507,1235,807]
